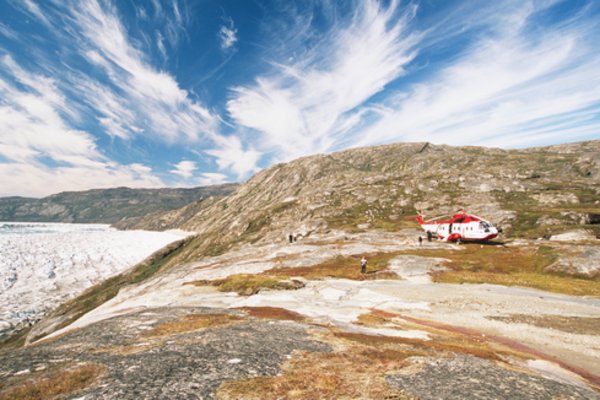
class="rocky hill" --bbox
[0,184,238,224]
[2,141,600,399]
[119,141,600,258]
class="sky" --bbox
[1,0,599,197]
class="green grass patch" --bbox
[0,326,31,351]
[401,244,599,297]
[264,252,399,281]
[325,201,417,233]
[186,274,302,296]
[494,188,600,238]
[435,271,600,297]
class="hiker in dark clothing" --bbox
[418,236,423,246]
[360,257,367,274]
[289,234,293,243]
[427,231,433,242]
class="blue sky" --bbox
[1,0,599,197]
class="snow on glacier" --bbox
[0,222,188,337]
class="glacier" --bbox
[0,222,188,340]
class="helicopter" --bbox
[416,210,501,242]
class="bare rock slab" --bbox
[387,355,599,400]
[0,307,330,400]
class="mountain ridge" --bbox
[0,184,239,224]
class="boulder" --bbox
[549,230,597,241]
[544,245,600,279]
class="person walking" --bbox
[360,256,367,274]
[418,236,423,246]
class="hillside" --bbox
[120,141,600,257]
[2,141,600,399]
[0,184,238,224]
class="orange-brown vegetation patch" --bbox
[264,252,400,281]
[408,244,555,274]
[216,308,519,400]
[402,244,600,297]
[354,310,506,361]
[216,346,418,400]
[334,331,500,362]
[236,307,305,321]
[217,303,600,399]
[365,310,600,388]
[0,364,103,400]
[142,313,244,337]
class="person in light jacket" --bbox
[360,256,367,274]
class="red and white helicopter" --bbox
[416,210,501,242]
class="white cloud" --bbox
[97,117,130,140]
[156,31,167,60]
[171,160,197,178]
[0,55,165,197]
[227,0,419,161]
[205,135,261,179]
[67,0,219,143]
[151,0,163,18]
[0,23,17,40]
[0,55,99,164]
[135,6,148,21]
[21,0,52,28]
[197,172,228,186]
[129,163,153,175]
[0,162,163,198]
[219,19,238,50]
[354,3,600,149]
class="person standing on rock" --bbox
[360,256,367,274]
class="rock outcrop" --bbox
[119,141,600,259]
[544,245,600,279]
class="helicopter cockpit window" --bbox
[479,221,490,232]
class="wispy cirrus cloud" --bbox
[0,22,17,40]
[20,0,52,28]
[0,55,163,197]
[1,0,260,194]
[227,0,420,162]
[0,54,96,163]
[227,0,600,159]
[66,0,219,144]
[2,0,599,198]
[355,1,600,149]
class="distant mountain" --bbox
[0,184,239,224]
[117,140,600,258]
